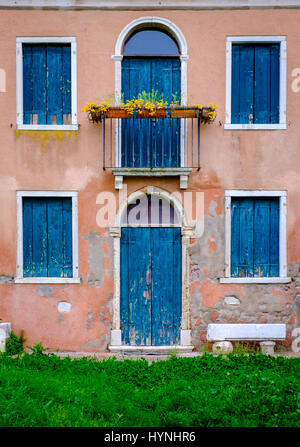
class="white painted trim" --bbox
[115,186,188,227]
[109,345,193,353]
[17,125,78,131]
[112,168,192,176]
[17,191,78,197]
[109,186,193,349]
[16,37,76,44]
[16,191,79,283]
[227,36,286,43]
[220,277,291,284]
[114,17,188,57]
[112,168,192,190]
[225,36,287,129]
[224,124,286,130]
[3,1,300,10]
[15,278,81,284]
[16,37,77,130]
[279,195,287,277]
[72,195,79,279]
[223,190,288,281]
[112,17,188,170]
[225,190,287,197]
[224,195,231,277]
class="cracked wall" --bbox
[189,193,299,348]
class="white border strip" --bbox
[16,37,78,131]
[222,190,290,283]
[225,36,287,130]
[2,1,300,10]
[16,191,79,284]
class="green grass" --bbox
[0,351,299,427]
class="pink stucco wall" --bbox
[0,8,299,350]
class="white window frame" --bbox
[220,190,291,284]
[16,37,78,131]
[225,36,287,130]
[16,191,80,284]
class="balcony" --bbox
[89,106,214,189]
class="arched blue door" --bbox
[121,28,181,168]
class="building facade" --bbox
[0,0,299,352]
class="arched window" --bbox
[122,194,180,226]
[123,28,180,56]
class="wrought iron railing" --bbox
[101,115,201,170]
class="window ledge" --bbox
[17,124,78,131]
[224,123,286,130]
[15,277,81,284]
[220,277,291,284]
[112,167,192,189]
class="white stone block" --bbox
[260,341,276,355]
[207,324,286,341]
[0,329,6,353]
[212,341,233,354]
[223,296,241,306]
[57,301,71,313]
[180,329,191,346]
[110,329,122,346]
[0,323,11,338]
[0,324,11,353]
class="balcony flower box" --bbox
[169,107,199,118]
[82,100,218,123]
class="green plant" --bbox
[202,342,211,354]
[28,343,49,356]
[167,348,179,359]
[232,342,259,355]
[5,330,25,356]
[0,353,299,427]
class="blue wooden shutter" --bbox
[23,198,48,277]
[231,197,279,277]
[151,58,181,168]
[231,44,279,124]
[120,227,152,345]
[23,197,72,277]
[151,227,181,345]
[121,58,152,168]
[23,44,71,125]
[232,44,254,124]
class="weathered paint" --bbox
[231,44,280,124]
[0,8,299,351]
[120,227,181,345]
[122,57,181,168]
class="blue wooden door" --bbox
[121,57,181,168]
[120,227,182,346]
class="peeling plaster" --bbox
[56,315,64,324]
[81,334,108,350]
[86,312,94,331]
[83,230,113,287]
[0,275,14,284]
[37,285,55,297]
[189,195,300,348]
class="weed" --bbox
[5,330,25,356]
[28,343,49,355]
[232,342,259,355]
